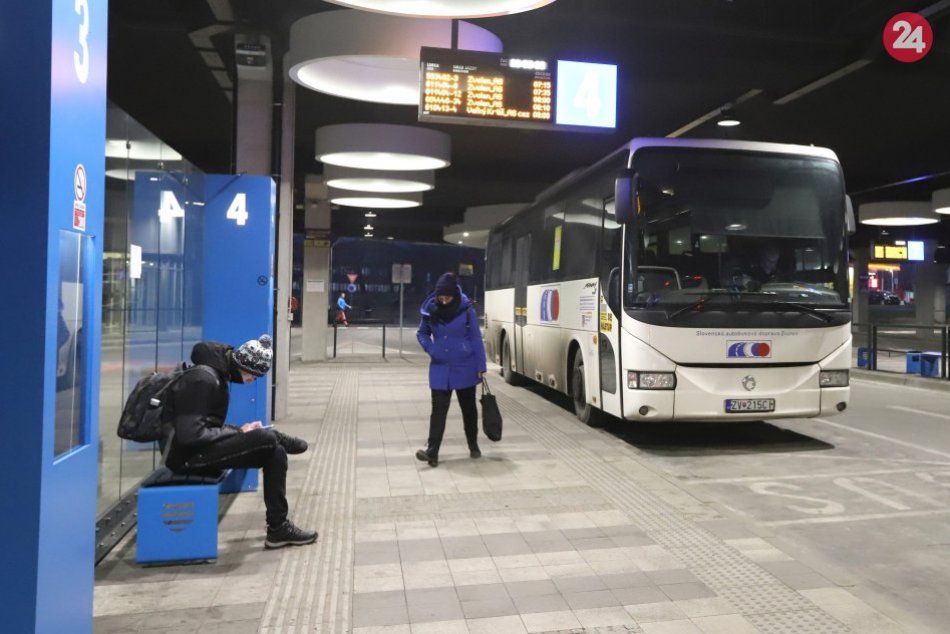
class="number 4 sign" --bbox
[884,12,933,63]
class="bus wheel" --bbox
[501,335,521,385]
[571,355,602,427]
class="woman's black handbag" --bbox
[480,378,503,442]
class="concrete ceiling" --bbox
[108,0,950,245]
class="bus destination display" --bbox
[419,47,616,131]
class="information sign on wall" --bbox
[419,47,617,131]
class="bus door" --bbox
[598,201,624,418]
[513,234,530,374]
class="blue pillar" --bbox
[0,2,107,633]
[202,175,276,427]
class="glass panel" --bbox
[626,148,848,311]
[98,103,203,517]
[55,230,86,456]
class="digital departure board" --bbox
[419,47,617,131]
[872,240,924,261]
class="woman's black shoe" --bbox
[415,448,438,467]
[469,447,481,458]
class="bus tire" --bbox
[571,354,602,427]
[501,334,522,385]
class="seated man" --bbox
[164,335,317,549]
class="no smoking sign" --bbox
[884,12,933,63]
[73,163,87,231]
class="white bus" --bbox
[484,138,852,425]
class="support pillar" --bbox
[302,176,331,362]
[852,246,870,326]
[273,53,295,419]
[913,241,946,325]
[0,2,107,631]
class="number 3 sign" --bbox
[884,12,933,63]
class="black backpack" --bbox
[116,363,217,442]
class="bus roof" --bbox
[493,137,842,233]
[537,137,839,202]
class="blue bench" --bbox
[136,467,257,565]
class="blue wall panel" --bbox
[0,1,107,632]
[202,176,276,426]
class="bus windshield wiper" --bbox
[668,289,766,321]
[768,301,834,323]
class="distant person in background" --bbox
[336,292,352,326]
[415,273,487,467]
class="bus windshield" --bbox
[624,148,848,317]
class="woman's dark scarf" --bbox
[432,295,460,322]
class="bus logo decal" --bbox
[541,288,560,322]
[727,341,771,358]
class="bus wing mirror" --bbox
[614,169,638,224]
[845,195,856,235]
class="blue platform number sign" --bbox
[555,60,618,129]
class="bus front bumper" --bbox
[622,365,850,422]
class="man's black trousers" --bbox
[178,428,289,528]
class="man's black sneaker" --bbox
[265,520,318,549]
[273,429,308,455]
[469,447,481,459]
[415,448,438,467]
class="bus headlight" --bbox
[819,370,849,387]
[628,371,676,390]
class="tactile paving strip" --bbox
[748,610,852,633]
[261,367,359,634]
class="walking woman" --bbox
[415,272,487,467]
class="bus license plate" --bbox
[725,398,775,413]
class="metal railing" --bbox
[852,322,949,379]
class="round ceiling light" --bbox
[933,189,950,214]
[288,10,501,105]
[444,203,527,247]
[316,123,450,171]
[324,164,434,193]
[859,201,939,226]
[319,0,556,18]
[329,188,423,208]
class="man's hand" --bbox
[478,371,486,380]
[240,421,263,433]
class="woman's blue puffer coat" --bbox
[416,291,487,390]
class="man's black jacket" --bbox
[164,341,239,470]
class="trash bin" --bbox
[857,347,874,368]
[906,351,922,374]
[920,352,941,377]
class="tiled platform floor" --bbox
[94,359,904,633]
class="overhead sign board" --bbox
[872,240,924,261]
[419,47,616,131]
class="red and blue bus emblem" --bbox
[727,341,771,358]
[541,288,560,322]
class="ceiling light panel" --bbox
[316,123,451,171]
[324,164,434,193]
[933,189,950,214]
[320,0,556,18]
[329,188,423,208]
[288,10,501,104]
[859,201,938,226]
